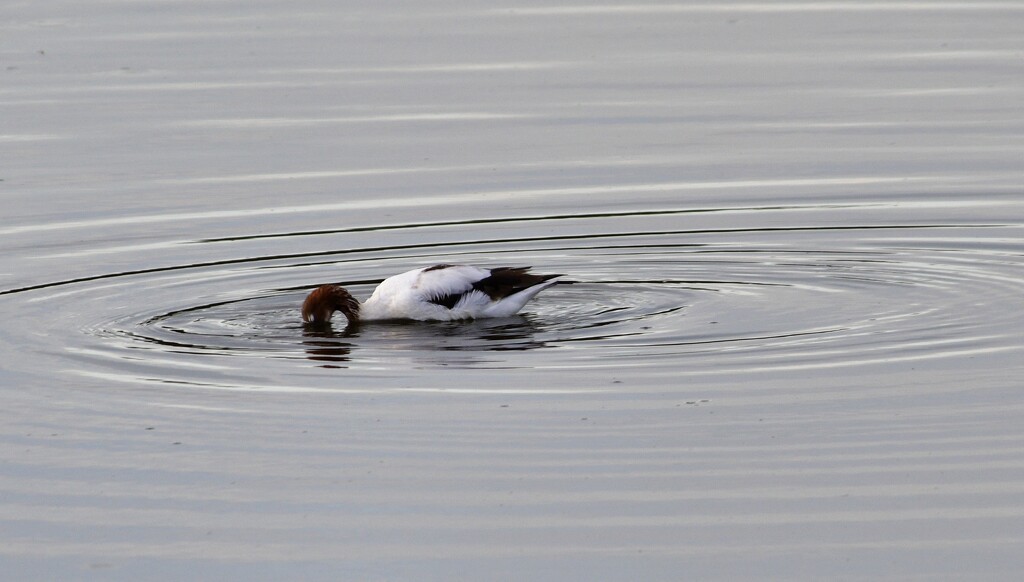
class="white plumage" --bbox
[302,265,561,325]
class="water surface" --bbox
[2,1,1024,580]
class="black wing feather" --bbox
[472,267,562,300]
[429,291,464,309]
[424,266,562,310]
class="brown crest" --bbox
[301,285,360,325]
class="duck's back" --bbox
[360,265,558,321]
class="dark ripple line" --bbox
[111,330,239,353]
[557,305,689,332]
[139,298,247,326]
[0,223,1003,296]
[556,326,843,346]
[192,204,870,243]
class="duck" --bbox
[302,264,562,325]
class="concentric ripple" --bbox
[6,201,1019,395]
[6,1,1024,576]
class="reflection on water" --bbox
[301,317,548,366]
[301,329,352,366]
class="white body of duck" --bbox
[302,264,561,325]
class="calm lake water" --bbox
[3,1,1024,580]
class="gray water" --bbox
[3,1,1024,580]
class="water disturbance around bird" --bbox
[5,189,1021,395]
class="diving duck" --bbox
[302,264,561,325]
